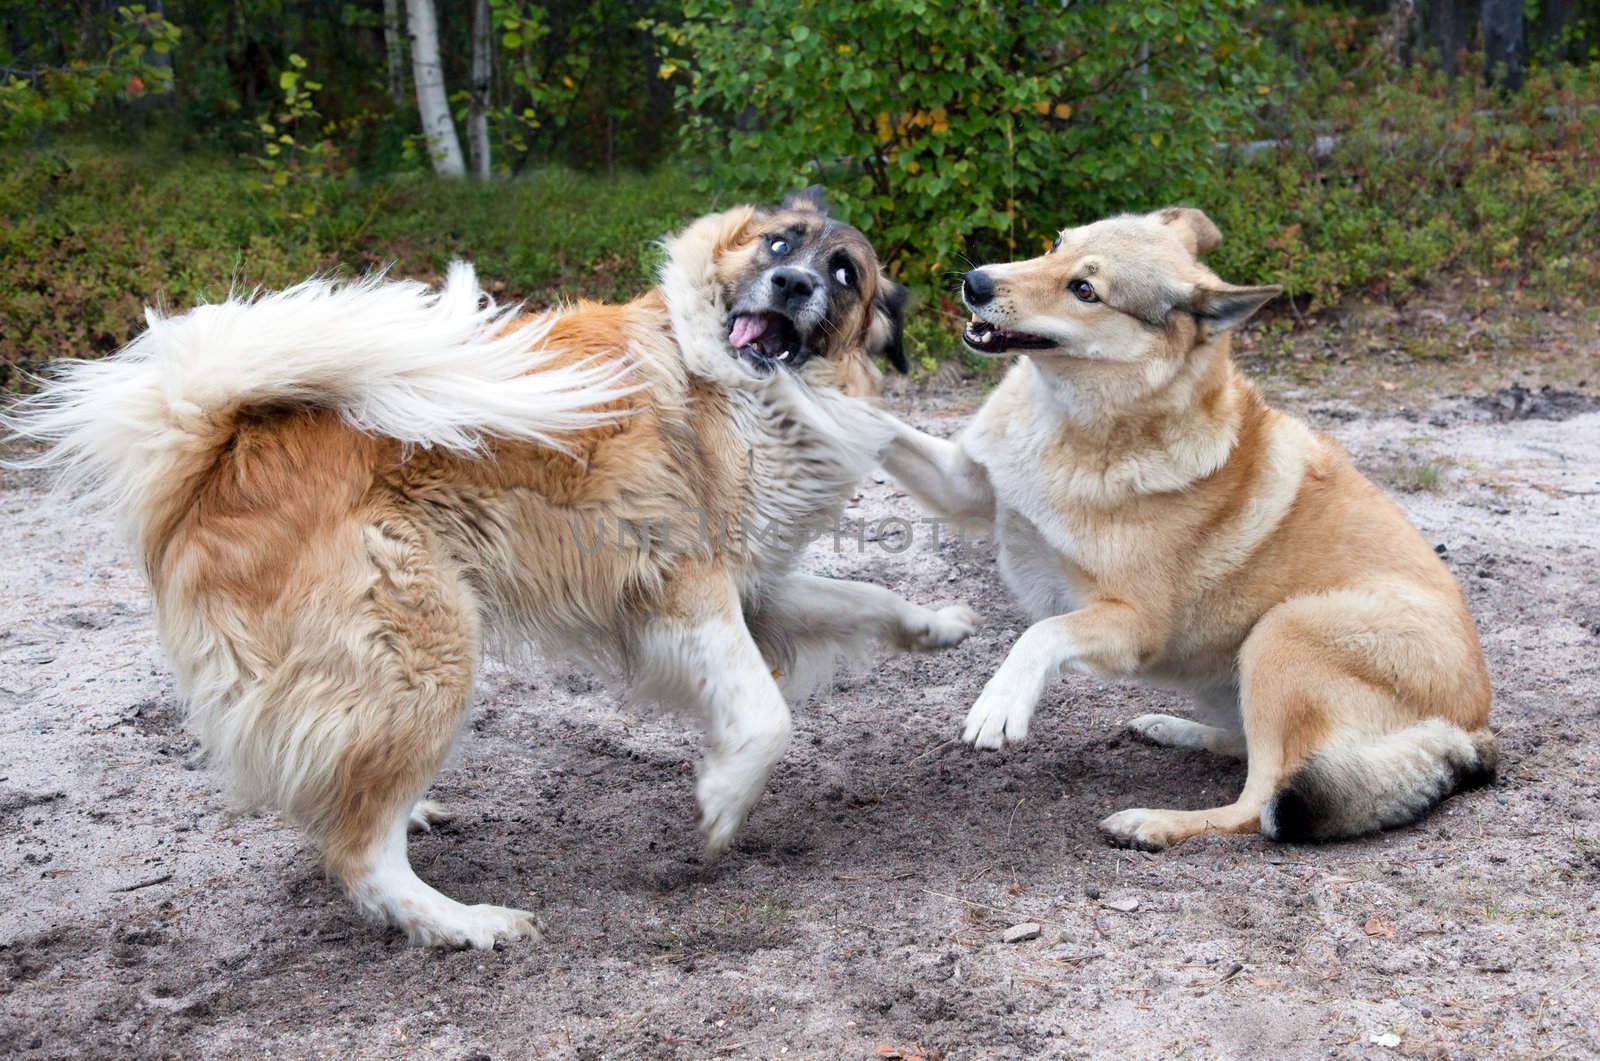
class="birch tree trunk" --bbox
[383,0,407,106]
[468,0,492,180]
[405,0,466,177]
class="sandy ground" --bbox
[2,368,1598,1060]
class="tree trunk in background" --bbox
[149,0,174,103]
[1429,0,1473,75]
[383,0,406,106]
[468,0,491,180]
[405,0,465,176]
[1480,0,1525,90]
[1540,0,1573,60]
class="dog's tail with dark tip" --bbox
[1261,720,1496,843]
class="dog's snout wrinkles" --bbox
[771,267,816,301]
[963,270,995,306]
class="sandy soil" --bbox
[2,367,1598,1060]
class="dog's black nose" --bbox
[771,267,816,300]
[963,270,995,306]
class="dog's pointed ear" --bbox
[869,275,912,373]
[1184,281,1281,333]
[782,184,831,216]
[1153,207,1223,256]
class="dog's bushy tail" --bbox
[4,263,634,547]
[1261,720,1496,843]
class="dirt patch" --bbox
[3,373,1599,1059]
[1466,384,1600,423]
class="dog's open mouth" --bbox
[729,311,807,369]
[963,318,1057,354]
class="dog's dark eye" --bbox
[832,259,855,288]
[1050,235,1062,254]
[769,238,790,256]
[1069,278,1098,303]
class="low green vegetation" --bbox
[0,148,707,386]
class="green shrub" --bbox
[0,146,705,387]
[1207,63,1600,306]
[663,0,1276,287]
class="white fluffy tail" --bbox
[4,263,634,541]
[1261,719,1497,842]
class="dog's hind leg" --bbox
[407,800,456,833]
[747,573,979,699]
[634,566,792,860]
[1125,714,1246,758]
[1099,609,1374,851]
[310,515,537,948]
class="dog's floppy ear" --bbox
[1153,207,1223,256]
[868,275,912,373]
[782,184,831,216]
[1183,281,1281,333]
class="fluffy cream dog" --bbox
[7,191,977,947]
[873,207,1494,850]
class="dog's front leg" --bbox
[634,568,793,860]
[964,601,1151,749]
[875,413,995,527]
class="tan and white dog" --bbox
[875,207,1494,850]
[7,190,977,947]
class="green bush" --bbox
[0,146,705,388]
[1207,63,1600,307]
[663,0,1276,285]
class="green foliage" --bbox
[490,0,679,170]
[247,53,350,219]
[1207,59,1600,307]
[661,0,1276,284]
[0,4,180,142]
[0,145,704,388]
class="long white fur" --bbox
[3,262,636,541]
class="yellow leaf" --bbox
[657,63,677,79]
[1032,100,1050,115]
[1150,132,1163,146]
[837,44,852,54]
[1257,84,1272,95]
[907,160,921,174]
[562,75,575,89]
[1053,102,1072,119]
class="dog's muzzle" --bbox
[728,267,827,371]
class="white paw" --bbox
[407,799,456,834]
[1098,808,1170,852]
[400,901,542,950]
[905,604,980,652]
[696,763,771,861]
[962,671,1036,750]
[1126,714,1180,746]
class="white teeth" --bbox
[777,350,790,361]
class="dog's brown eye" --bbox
[1069,278,1098,303]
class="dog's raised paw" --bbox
[697,769,763,862]
[908,604,980,652]
[1098,808,1172,852]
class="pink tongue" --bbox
[728,314,770,348]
